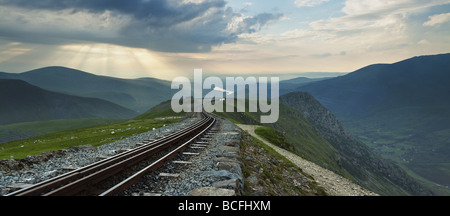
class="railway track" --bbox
[6,112,216,196]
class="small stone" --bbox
[189,187,235,196]
[219,146,239,153]
[143,192,162,196]
[159,173,180,177]
[212,179,239,190]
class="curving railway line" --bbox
[6,112,216,196]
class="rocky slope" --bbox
[280,92,432,196]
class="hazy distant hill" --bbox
[295,53,450,115]
[0,79,137,125]
[279,77,331,95]
[0,66,174,113]
[134,99,186,120]
[295,53,450,193]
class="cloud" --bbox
[294,0,330,8]
[287,0,450,46]
[274,0,450,72]
[0,0,283,52]
[423,12,450,27]
[229,13,283,34]
[0,0,225,26]
[311,52,332,58]
[342,0,450,19]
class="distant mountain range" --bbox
[279,77,331,96]
[294,53,450,115]
[292,53,450,194]
[0,66,174,113]
[0,79,137,125]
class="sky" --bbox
[0,0,449,80]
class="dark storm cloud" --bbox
[0,0,283,52]
[0,0,226,27]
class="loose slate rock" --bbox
[189,187,235,196]
[212,178,239,190]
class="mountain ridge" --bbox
[295,53,450,114]
[0,66,175,113]
[0,79,137,125]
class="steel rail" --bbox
[6,112,214,196]
[99,116,216,196]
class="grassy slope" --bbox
[0,119,180,160]
[0,118,123,144]
[0,119,122,135]
[254,126,293,152]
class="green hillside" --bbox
[213,99,352,181]
[0,118,123,144]
[0,79,137,125]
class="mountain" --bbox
[0,79,137,125]
[211,95,431,195]
[294,53,450,193]
[280,92,431,195]
[295,53,450,115]
[279,77,331,96]
[0,66,175,113]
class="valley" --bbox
[291,53,450,194]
